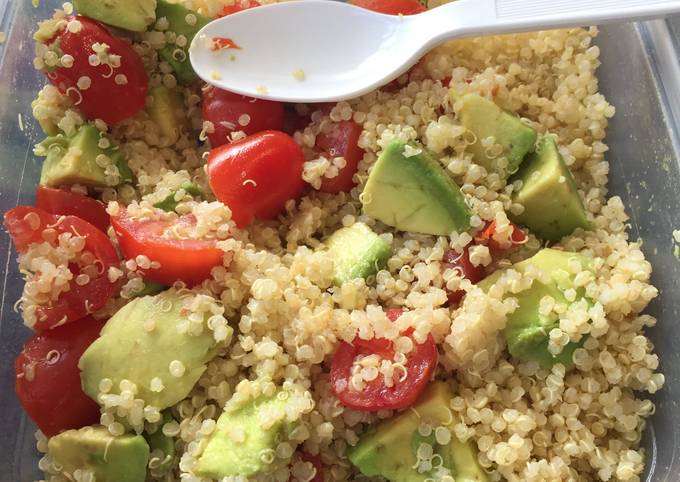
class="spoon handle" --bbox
[420,0,680,46]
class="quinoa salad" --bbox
[3,0,665,481]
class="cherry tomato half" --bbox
[207,130,305,227]
[15,316,104,437]
[36,186,110,233]
[289,452,326,482]
[43,16,147,124]
[220,0,261,16]
[203,86,284,147]
[330,312,437,411]
[4,206,120,330]
[444,247,485,306]
[476,220,527,252]
[316,121,364,193]
[350,0,426,15]
[111,207,226,287]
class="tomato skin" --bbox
[220,0,260,16]
[15,316,104,437]
[203,86,284,147]
[350,0,426,15]
[111,208,225,287]
[385,307,404,322]
[207,131,305,227]
[45,16,147,124]
[3,206,120,330]
[289,452,325,482]
[476,220,527,252]
[316,121,364,193]
[330,325,437,411]
[36,186,110,233]
[444,247,485,306]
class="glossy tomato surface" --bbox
[36,186,110,233]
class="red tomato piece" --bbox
[111,207,226,287]
[4,206,120,330]
[316,121,365,193]
[476,220,527,252]
[203,86,284,147]
[15,316,104,437]
[207,130,305,227]
[385,307,404,322]
[289,452,325,482]
[350,0,426,15]
[330,326,437,411]
[43,16,147,124]
[444,247,485,306]
[220,0,261,16]
[210,37,241,51]
[36,186,110,233]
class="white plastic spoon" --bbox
[189,0,680,102]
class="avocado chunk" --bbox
[38,124,132,188]
[79,289,231,410]
[362,140,471,236]
[132,280,167,298]
[194,390,298,478]
[144,411,176,475]
[349,382,487,482]
[48,426,149,482]
[156,0,210,84]
[153,181,202,212]
[456,93,537,174]
[147,85,190,146]
[509,136,591,241]
[323,222,390,286]
[478,248,593,368]
[73,0,156,32]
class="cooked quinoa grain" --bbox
[16,3,665,482]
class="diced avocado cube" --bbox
[147,85,190,146]
[156,0,210,84]
[48,426,149,482]
[456,93,537,174]
[362,140,471,236]
[144,411,176,475]
[194,390,298,478]
[509,136,591,241]
[38,124,132,188]
[79,289,231,410]
[349,382,487,482]
[73,0,156,32]
[478,248,593,368]
[153,181,202,212]
[323,222,390,286]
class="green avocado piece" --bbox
[478,248,593,368]
[144,412,176,475]
[79,289,230,410]
[73,0,156,32]
[156,0,210,84]
[362,140,471,236]
[132,280,167,298]
[38,124,132,188]
[153,181,202,212]
[456,93,537,174]
[48,426,149,482]
[509,136,591,241]
[147,85,190,146]
[349,382,487,482]
[323,222,390,286]
[194,390,297,478]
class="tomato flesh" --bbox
[476,220,527,252]
[4,206,120,330]
[289,452,325,482]
[220,0,260,16]
[330,310,437,411]
[207,130,305,227]
[444,247,485,306]
[111,207,226,287]
[36,186,110,233]
[15,316,104,436]
[44,16,147,124]
[203,86,284,147]
[316,121,364,193]
[350,0,426,15]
